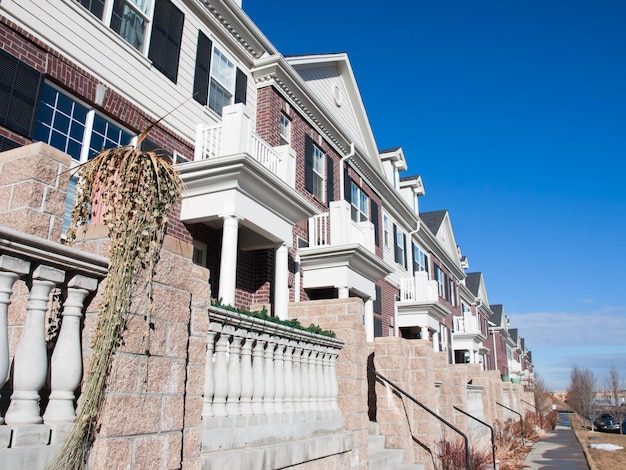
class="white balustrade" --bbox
[202,306,344,422]
[0,226,106,436]
[309,213,330,247]
[194,123,222,161]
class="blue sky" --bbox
[243,1,626,391]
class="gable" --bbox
[434,212,462,268]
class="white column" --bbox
[262,334,276,414]
[44,275,98,424]
[220,103,251,157]
[239,332,254,415]
[219,215,240,307]
[202,326,220,418]
[338,286,349,299]
[274,244,289,320]
[0,256,30,425]
[420,326,429,341]
[433,330,440,352]
[6,265,64,425]
[251,335,266,415]
[226,329,244,416]
[364,298,374,342]
[212,327,231,417]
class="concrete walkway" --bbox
[522,412,589,469]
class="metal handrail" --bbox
[496,401,525,445]
[521,398,543,429]
[453,406,497,470]
[368,366,470,470]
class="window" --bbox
[412,243,429,275]
[34,83,132,162]
[435,265,445,298]
[192,241,207,267]
[383,214,390,247]
[350,182,368,222]
[304,134,326,201]
[77,0,183,82]
[393,224,407,269]
[279,114,290,145]
[193,32,247,116]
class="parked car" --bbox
[594,413,620,432]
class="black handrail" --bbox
[521,398,543,429]
[453,406,497,470]
[368,366,470,470]
[496,401,525,445]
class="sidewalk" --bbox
[522,412,589,469]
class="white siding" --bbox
[1,0,257,145]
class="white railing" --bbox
[307,201,375,252]
[399,271,439,302]
[309,213,330,247]
[204,307,342,419]
[453,315,481,334]
[0,226,107,445]
[194,123,222,161]
[250,132,280,174]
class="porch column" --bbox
[219,215,240,307]
[274,243,289,320]
[337,287,349,299]
[364,298,374,342]
[420,326,429,342]
[432,330,440,352]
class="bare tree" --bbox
[606,365,626,434]
[568,365,598,430]
[531,376,553,413]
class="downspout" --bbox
[339,142,356,200]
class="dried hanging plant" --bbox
[48,136,184,469]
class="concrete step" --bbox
[368,422,425,470]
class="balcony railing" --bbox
[307,200,375,252]
[453,315,482,334]
[399,271,439,302]
[194,104,296,187]
[202,306,344,452]
[0,225,107,446]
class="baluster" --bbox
[6,265,64,425]
[273,338,287,414]
[283,340,296,413]
[329,348,340,411]
[212,326,232,417]
[239,331,254,415]
[321,347,332,411]
[251,334,266,415]
[300,345,312,412]
[308,346,319,412]
[292,342,303,412]
[44,275,98,424]
[262,334,276,414]
[0,255,30,425]
[226,328,244,416]
[314,346,325,411]
[202,324,221,418]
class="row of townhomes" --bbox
[0,1,534,469]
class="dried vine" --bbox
[47,145,183,470]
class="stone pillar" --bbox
[274,243,289,320]
[218,215,239,306]
[364,298,374,342]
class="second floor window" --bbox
[393,224,407,269]
[383,214,390,247]
[350,182,368,222]
[193,32,247,116]
[435,265,445,298]
[412,243,429,275]
[304,134,333,202]
[280,114,291,145]
[77,0,184,82]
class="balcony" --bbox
[397,271,449,333]
[308,201,376,253]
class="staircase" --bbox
[368,422,425,470]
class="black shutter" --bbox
[374,284,382,314]
[343,166,351,201]
[402,233,408,269]
[373,316,383,338]
[78,0,105,18]
[234,68,247,104]
[393,224,399,264]
[304,134,314,193]
[193,31,212,106]
[0,50,43,138]
[371,199,379,246]
[326,155,334,202]
[148,0,184,83]
[425,254,429,276]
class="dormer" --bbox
[399,174,425,214]
[379,147,407,189]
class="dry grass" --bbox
[571,414,626,470]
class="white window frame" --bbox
[192,241,208,267]
[395,226,405,268]
[279,113,291,145]
[97,0,155,53]
[311,143,325,201]
[350,182,368,222]
[413,244,428,274]
[383,214,390,247]
[208,46,236,116]
[435,266,445,298]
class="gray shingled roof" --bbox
[490,304,503,325]
[465,272,482,297]
[400,174,421,182]
[379,146,401,153]
[510,328,519,343]
[420,210,447,234]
